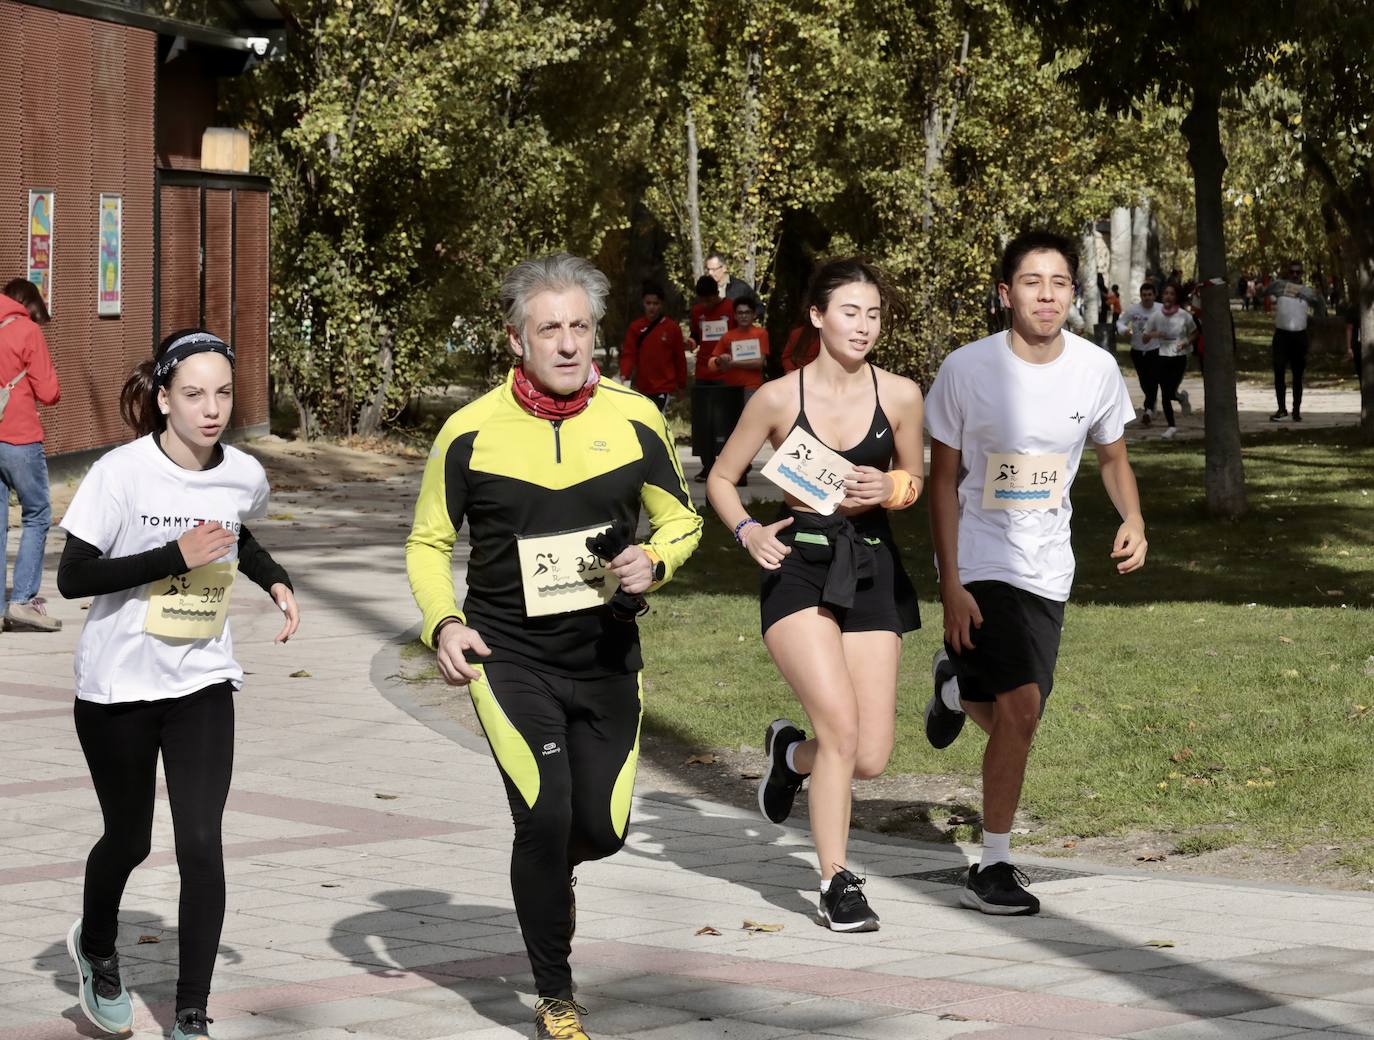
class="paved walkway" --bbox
[3,442,1374,1039]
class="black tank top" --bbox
[793,364,894,471]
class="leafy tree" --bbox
[1011,0,1307,519]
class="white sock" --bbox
[981,830,1012,868]
[940,676,963,713]
[785,741,807,776]
[819,878,831,894]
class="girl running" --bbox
[57,329,299,1040]
[1143,283,1198,439]
[707,258,923,932]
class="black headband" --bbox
[153,333,235,388]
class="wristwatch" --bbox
[644,548,666,583]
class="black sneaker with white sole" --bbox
[924,649,965,750]
[758,718,807,824]
[819,867,879,932]
[960,862,1040,916]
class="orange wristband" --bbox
[881,469,919,510]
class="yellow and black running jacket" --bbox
[406,369,703,677]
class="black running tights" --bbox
[1272,328,1309,411]
[74,682,234,1012]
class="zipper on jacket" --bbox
[551,419,562,463]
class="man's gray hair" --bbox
[500,253,611,332]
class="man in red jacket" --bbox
[0,279,62,632]
[619,282,686,412]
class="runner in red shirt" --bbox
[781,323,820,372]
[620,283,686,411]
[710,296,770,391]
[689,276,735,383]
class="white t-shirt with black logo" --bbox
[60,435,270,704]
[924,330,1134,602]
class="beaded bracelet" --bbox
[733,517,760,547]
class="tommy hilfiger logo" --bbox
[1070,412,1085,424]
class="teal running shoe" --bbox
[66,919,133,1034]
[171,1008,213,1040]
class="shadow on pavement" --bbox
[328,888,530,1031]
[626,790,1350,1034]
[33,912,240,1037]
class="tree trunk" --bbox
[356,332,394,437]
[1110,207,1132,303]
[1080,223,1101,332]
[1357,257,1374,441]
[686,104,703,279]
[1182,85,1247,519]
[738,46,762,286]
[1130,199,1150,292]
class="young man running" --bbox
[923,231,1147,915]
[1262,260,1327,422]
[406,253,701,1040]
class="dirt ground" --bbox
[20,430,1371,893]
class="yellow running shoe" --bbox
[534,997,589,1039]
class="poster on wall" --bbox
[27,189,53,312]
[98,194,122,317]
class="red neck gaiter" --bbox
[1161,303,1180,317]
[511,363,600,421]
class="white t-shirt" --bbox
[60,435,270,704]
[1117,302,1159,351]
[1145,309,1197,357]
[924,330,1135,602]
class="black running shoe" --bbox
[925,648,966,750]
[960,862,1040,916]
[819,867,879,932]
[1292,408,1302,422]
[758,718,806,824]
[1270,409,1289,422]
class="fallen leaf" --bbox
[136,934,161,944]
[695,926,721,936]
[1279,635,1294,644]
[321,883,341,888]
[374,793,398,800]
[1136,850,1168,862]
[1170,748,1193,763]
[739,770,762,780]
[1281,669,1300,679]
[1062,840,1078,849]
[946,813,972,825]
[938,1013,970,1021]
[290,669,312,678]
[742,919,784,933]
[1145,939,1176,948]
[685,753,718,766]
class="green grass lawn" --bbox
[640,426,1374,864]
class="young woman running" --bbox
[707,258,923,932]
[57,329,300,1040]
[1142,283,1198,439]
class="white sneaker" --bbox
[1178,389,1192,416]
[1161,426,1178,440]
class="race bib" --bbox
[730,337,762,362]
[700,318,728,343]
[761,427,851,515]
[982,453,1068,510]
[517,524,620,618]
[144,562,237,640]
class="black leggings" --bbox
[1130,349,1159,411]
[1156,355,1188,427]
[1273,328,1309,411]
[74,683,234,1012]
[469,661,641,999]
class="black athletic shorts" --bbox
[945,580,1065,707]
[760,508,920,636]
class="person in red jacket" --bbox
[781,322,820,372]
[0,278,62,632]
[619,282,687,411]
[688,276,735,482]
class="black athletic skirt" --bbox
[759,507,920,636]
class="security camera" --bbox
[245,36,269,56]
